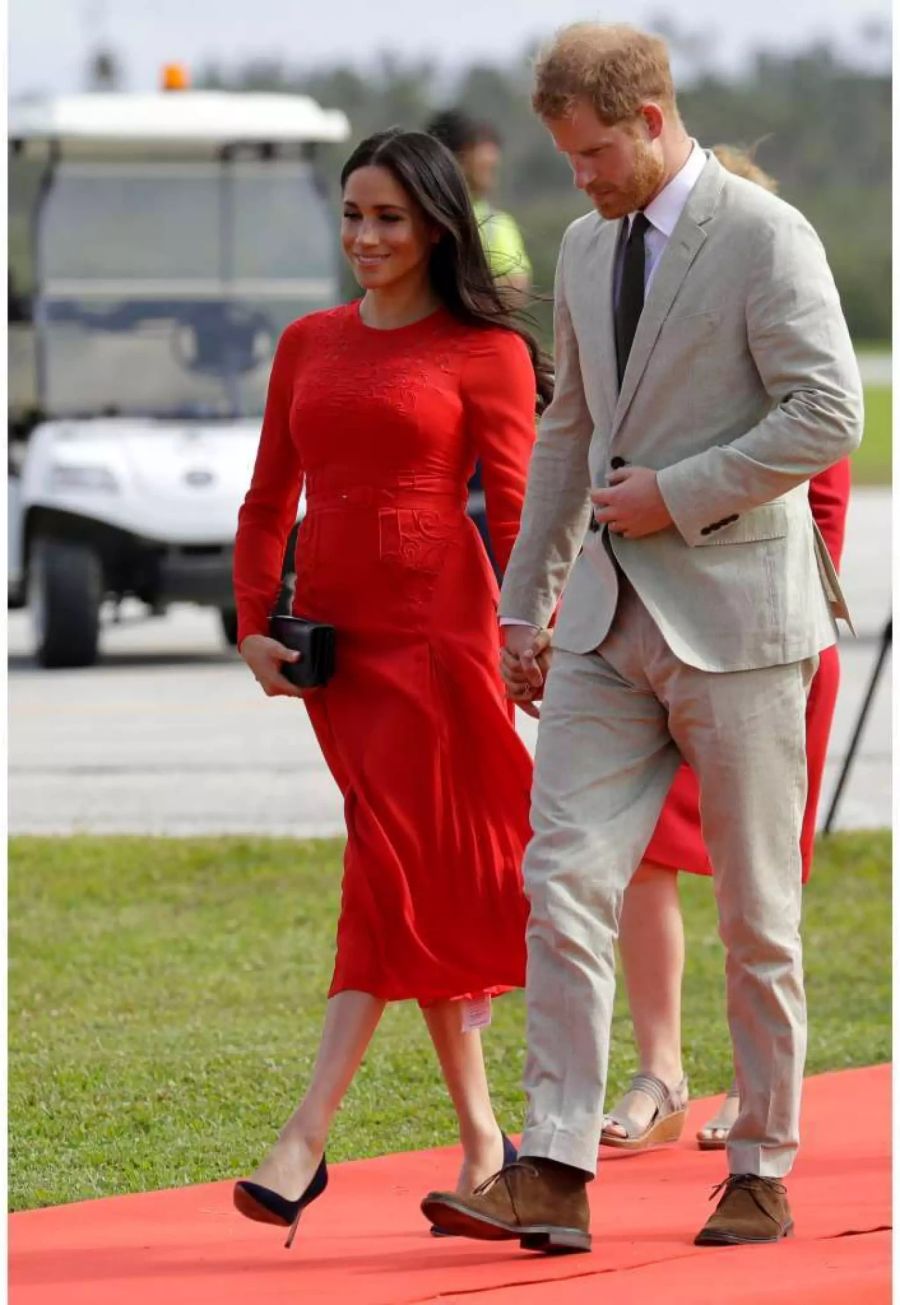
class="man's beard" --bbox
[590,140,666,220]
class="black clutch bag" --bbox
[269,614,336,688]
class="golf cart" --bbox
[8,80,349,666]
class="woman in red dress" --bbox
[601,457,851,1150]
[231,129,548,1243]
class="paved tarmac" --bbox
[8,487,891,837]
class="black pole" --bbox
[823,617,892,834]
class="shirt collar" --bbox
[631,140,705,238]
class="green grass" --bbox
[9,831,890,1211]
[854,386,891,484]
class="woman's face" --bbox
[341,164,438,292]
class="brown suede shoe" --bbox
[695,1174,794,1246]
[421,1158,591,1254]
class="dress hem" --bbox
[328,979,521,1007]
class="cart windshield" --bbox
[36,157,336,419]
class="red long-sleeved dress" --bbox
[234,302,535,1003]
[643,457,852,882]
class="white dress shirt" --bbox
[502,142,707,631]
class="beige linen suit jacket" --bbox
[499,152,864,673]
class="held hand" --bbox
[591,466,673,539]
[500,626,553,718]
[239,634,315,699]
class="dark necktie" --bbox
[614,211,650,388]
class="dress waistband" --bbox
[305,475,467,512]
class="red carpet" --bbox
[10,1065,890,1304]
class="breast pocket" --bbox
[653,311,724,387]
[663,309,722,341]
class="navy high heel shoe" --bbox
[233,1154,328,1249]
[430,1132,517,1238]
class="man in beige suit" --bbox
[422,22,862,1252]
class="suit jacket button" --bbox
[610,456,627,469]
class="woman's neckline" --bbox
[352,298,446,334]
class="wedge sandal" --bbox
[600,1072,689,1151]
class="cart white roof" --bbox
[9,91,350,145]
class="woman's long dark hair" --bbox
[340,128,553,414]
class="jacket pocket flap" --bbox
[695,502,788,546]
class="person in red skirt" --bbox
[601,148,853,1152]
[231,128,549,1245]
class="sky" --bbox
[9,0,891,99]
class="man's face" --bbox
[461,140,501,197]
[546,99,664,220]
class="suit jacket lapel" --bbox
[587,218,622,424]
[610,153,724,437]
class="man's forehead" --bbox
[547,103,628,148]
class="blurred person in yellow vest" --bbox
[426,108,534,577]
[426,108,532,294]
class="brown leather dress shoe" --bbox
[694,1174,794,1246]
[421,1158,591,1254]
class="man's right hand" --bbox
[500,625,553,717]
